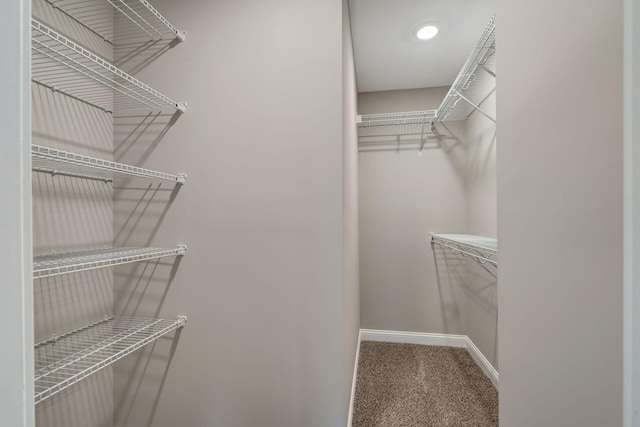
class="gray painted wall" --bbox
[497,0,623,425]
[358,87,469,334]
[358,85,498,369]
[112,1,355,426]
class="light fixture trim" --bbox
[416,25,439,40]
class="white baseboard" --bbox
[347,331,361,427]
[356,329,499,389]
[360,329,468,347]
[465,336,499,388]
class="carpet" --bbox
[352,341,498,427]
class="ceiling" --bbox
[349,0,495,93]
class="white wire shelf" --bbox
[430,233,497,267]
[31,18,186,113]
[356,111,439,150]
[32,144,186,184]
[33,246,187,279]
[34,316,186,404]
[357,110,437,128]
[45,0,186,45]
[432,15,496,124]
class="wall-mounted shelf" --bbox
[34,316,186,404]
[430,233,497,267]
[31,18,186,113]
[45,0,186,45]
[32,144,186,184]
[432,15,496,125]
[357,110,437,128]
[33,246,187,279]
[356,110,439,151]
[355,15,496,153]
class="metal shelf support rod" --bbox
[479,64,496,78]
[452,89,496,123]
[465,87,496,120]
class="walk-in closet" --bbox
[0,0,634,426]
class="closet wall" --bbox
[32,1,115,426]
[497,0,623,425]
[358,83,498,367]
[110,1,358,426]
[358,87,467,334]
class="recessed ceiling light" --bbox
[417,25,439,40]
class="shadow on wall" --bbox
[113,110,183,249]
[114,37,181,75]
[468,129,496,182]
[431,244,498,363]
[112,251,183,427]
[113,330,184,427]
[112,105,184,427]
[113,8,182,75]
[114,256,182,319]
[36,369,114,427]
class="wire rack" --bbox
[34,316,186,404]
[432,15,496,124]
[45,0,186,44]
[430,233,497,267]
[357,110,439,151]
[31,18,186,113]
[32,144,186,183]
[33,246,187,279]
[357,110,437,127]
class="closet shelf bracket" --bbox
[452,89,496,123]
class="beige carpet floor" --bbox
[352,342,498,427]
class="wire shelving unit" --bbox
[31,18,186,113]
[356,110,439,151]
[357,110,437,128]
[34,316,186,404]
[430,233,497,267]
[44,0,186,44]
[33,246,187,279]
[431,15,496,125]
[32,144,186,183]
[355,15,496,153]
